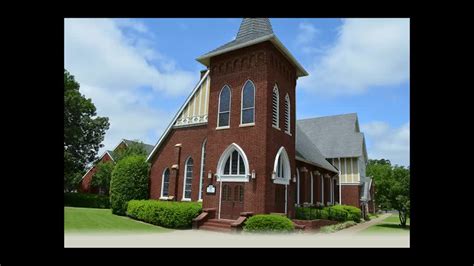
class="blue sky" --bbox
[64,18,410,166]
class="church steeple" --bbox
[197,18,308,77]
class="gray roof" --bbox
[295,124,338,173]
[296,113,367,159]
[122,139,155,156]
[202,18,274,56]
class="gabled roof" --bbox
[295,124,338,173]
[147,70,210,162]
[196,18,308,77]
[296,113,368,159]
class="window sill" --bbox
[216,126,230,130]
[159,196,169,200]
[198,199,203,202]
[285,131,292,136]
[272,125,281,131]
[239,123,255,128]
[181,198,191,202]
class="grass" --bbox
[64,207,171,234]
[358,213,410,235]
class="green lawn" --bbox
[359,213,410,235]
[64,207,171,234]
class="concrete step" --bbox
[203,221,232,228]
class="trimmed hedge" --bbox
[243,214,295,233]
[110,155,149,215]
[126,200,202,229]
[64,192,110,208]
[295,205,362,223]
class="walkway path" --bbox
[333,213,392,235]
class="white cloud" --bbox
[362,121,410,166]
[64,18,196,153]
[296,22,318,45]
[299,18,409,96]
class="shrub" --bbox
[331,205,362,223]
[295,207,328,220]
[126,200,202,229]
[64,192,110,208]
[243,214,294,233]
[320,221,357,233]
[110,155,149,215]
[326,206,348,222]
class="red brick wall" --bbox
[341,184,361,208]
[149,126,208,201]
[295,160,337,207]
[79,153,113,193]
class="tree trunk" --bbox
[399,211,407,227]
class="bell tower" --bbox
[197,18,308,217]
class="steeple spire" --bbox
[235,18,274,41]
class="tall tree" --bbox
[64,69,109,192]
[91,161,114,195]
[367,159,410,227]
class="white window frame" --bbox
[217,85,231,129]
[198,139,206,201]
[182,157,193,201]
[160,168,170,199]
[272,85,280,130]
[273,146,290,185]
[240,80,255,126]
[284,93,291,135]
[216,143,250,182]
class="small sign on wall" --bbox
[206,184,216,194]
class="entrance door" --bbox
[220,183,244,219]
[274,184,286,213]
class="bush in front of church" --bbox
[243,214,295,233]
[110,155,149,215]
[331,205,362,222]
[126,200,202,229]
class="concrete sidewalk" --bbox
[332,213,392,235]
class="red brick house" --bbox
[79,139,154,194]
[146,18,372,225]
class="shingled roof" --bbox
[296,113,367,160]
[196,18,308,77]
[295,124,338,173]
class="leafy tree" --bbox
[113,141,148,162]
[64,69,109,192]
[367,159,410,227]
[91,161,114,195]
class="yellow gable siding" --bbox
[175,76,210,127]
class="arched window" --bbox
[161,168,170,198]
[241,80,255,125]
[284,94,290,134]
[272,85,279,128]
[183,157,193,200]
[217,143,250,182]
[198,139,206,201]
[218,85,231,128]
[273,147,291,185]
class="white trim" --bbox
[295,156,338,174]
[296,168,300,205]
[215,126,230,130]
[339,157,342,204]
[239,123,255,128]
[159,196,169,200]
[218,179,222,219]
[146,71,210,162]
[357,157,361,183]
[196,34,308,77]
[217,85,231,128]
[216,143,250,182]
[240,80,256,125]
[198,139,207,200]
[285,184,288,214]
[182,156,194,201]
[160,168,170,198]
[272,146,291,185]
[310,171,314,204]
[341,183,361,185]
[350,157,353,183]
[345,158,348,183]
[272,85,279,129]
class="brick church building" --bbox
[146,18,374,221]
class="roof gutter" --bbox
[295,156,338,174]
